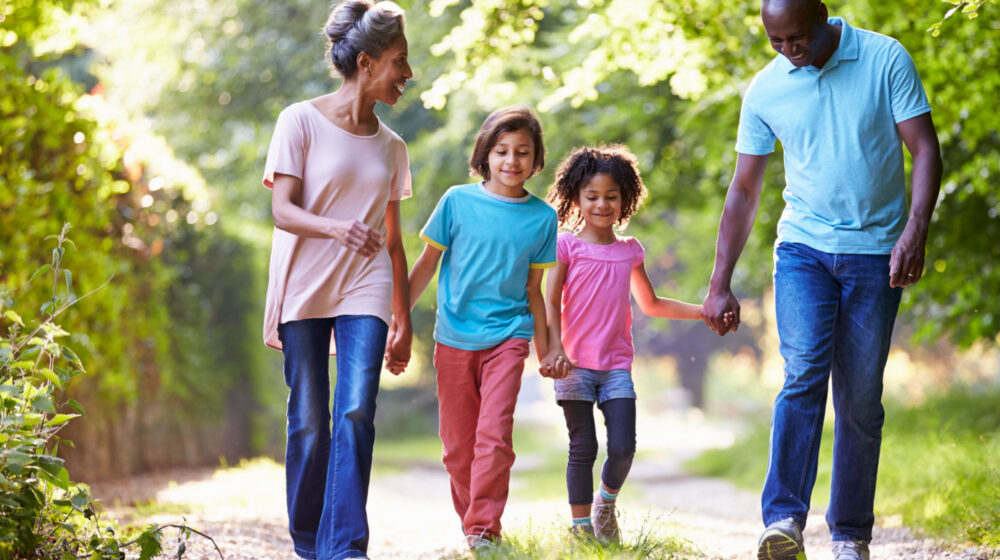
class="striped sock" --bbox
[600,487,619,501]
[572,516,592,526]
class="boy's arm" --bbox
[408,243,443,311]
[630,262,703,320]
[526,267,548,361]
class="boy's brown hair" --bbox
[469,106,545,180]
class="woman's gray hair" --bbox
[324,1,406,79]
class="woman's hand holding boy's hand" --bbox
[331,218,384,258]
[383,318,411,375]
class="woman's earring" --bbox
[365,67,371,76]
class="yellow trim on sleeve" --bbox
[420,232,448,251]
[529,261,557,269]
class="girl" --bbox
[407,106,560,550]
[262,2,412,559]
[541,145,726,542]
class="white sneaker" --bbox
[757,517,806,560]
[832,540,870,560]
[592,491,620,543]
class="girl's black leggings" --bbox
[561,398,636,506]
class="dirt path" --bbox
[91,410,994,559]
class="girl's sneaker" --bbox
[592,492,620,543]
[569,523,596,539]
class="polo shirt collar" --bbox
[780,16,858,74]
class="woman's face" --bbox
[364,35,412,106]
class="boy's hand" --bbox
[541,349,575,379]
[722,311,738,332]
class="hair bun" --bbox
[324,0,371,42]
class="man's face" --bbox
[761,1,828,68]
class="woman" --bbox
[261,2,412,559]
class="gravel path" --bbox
[90,409,996,559]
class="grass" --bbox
[686,386,1000,548]
[442,519,698,560]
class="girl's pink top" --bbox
[262,101,411,352]
[558,232,645,370]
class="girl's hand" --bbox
[383,318,411,375]
[332,218,384,258]
[541,349,575,380]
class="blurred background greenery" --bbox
[2,1,998,543]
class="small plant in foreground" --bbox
[0,224,222,559]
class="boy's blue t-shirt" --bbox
[421,182,558,351]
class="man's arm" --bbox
[891,112,942,288]
[702,153,770,335]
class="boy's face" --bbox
[577,172,622,229]
[486,128,536,192]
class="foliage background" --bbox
[2,0,998,480]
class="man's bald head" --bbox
[762,0,822,19]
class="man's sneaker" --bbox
[592,492,620,543]
[569,523,596,539]
[757,517,806,560]
[832,540,870,560]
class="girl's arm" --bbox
[542,262,573,379]
[384,201,411,375]
[407,243,442,311]
[271,173,383,257]
[630,262,703,320]
[526,268,548,362]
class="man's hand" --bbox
[702,288,741,336]
[889,221,927,288]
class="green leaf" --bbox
[36,367,62,388]
[31,395,56,414]
[2,310,24,326]
[64,269,72,296]
[22,413,44,426]
[66,399,85,415]
[4,450,31,473]
[61,346,82,366]
[70,490,90,509]
[45,413,79,427]
[29,264,52,284]
[137,528,163,560]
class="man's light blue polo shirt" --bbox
[736,18,931,254]
[421,182,557,351]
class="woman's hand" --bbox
[331,218,384,258]
[383,317,411,375]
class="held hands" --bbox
[702,289,741,336]
[889,222,927,288]
[539,349,575,379]
[383,317,411,375]
[333,218,384,258]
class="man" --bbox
[701,1,942,559]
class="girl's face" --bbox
[486,129,536,193]
[577,172,622,229]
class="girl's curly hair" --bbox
[546,144,647,230]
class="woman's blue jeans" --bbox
[763,242,901,542]
[278,315,387,560]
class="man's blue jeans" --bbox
[763,242,901,542]
[278,315,387,560]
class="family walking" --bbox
[260,1,941,559]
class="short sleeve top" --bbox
[262,101,411,352]
[736,18,931,254]
[420,183,557,351]
[557,233,645,371]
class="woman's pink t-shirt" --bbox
[261,101,411,352]
[558,232,645,370]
